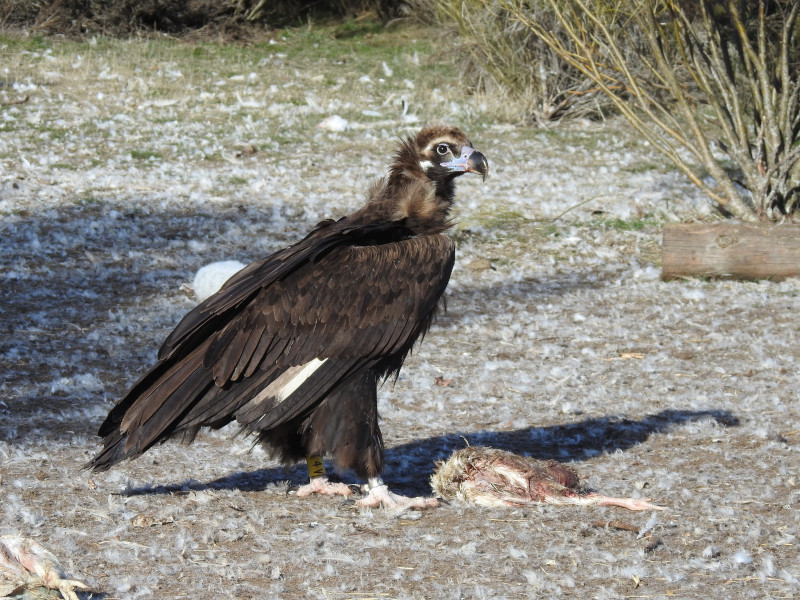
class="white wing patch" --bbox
[250,358,329,409]
[277,358,328,401]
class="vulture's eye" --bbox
[435,143,450,156]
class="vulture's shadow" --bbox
[123,408,737,498]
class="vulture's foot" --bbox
[356,480,439,510]
[0,535,91,600]
[295,476,354,498]
[576,492,665,512]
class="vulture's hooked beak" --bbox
[442,146,489,181]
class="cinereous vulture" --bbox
[89,125,489,509]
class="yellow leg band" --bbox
[306,455,326,479]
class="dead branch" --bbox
[0,95,30,106]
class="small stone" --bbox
[466,258,491,271]
[132,514,155,527]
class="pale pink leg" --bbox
[0,535,91,600]
[583,493,665,511]
[295,476,354,498]
[355,478,440,510]
[545,492,665,511]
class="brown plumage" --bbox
[89,126,488,509]
[431,447,665,511]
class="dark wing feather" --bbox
[204,235,453,377]
[217,235,456,430]
[89,225,455,471]
[159,220,407,361]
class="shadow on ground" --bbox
[123,408,738,498]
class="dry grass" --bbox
[0,24,479,182]
[0,0,409,35]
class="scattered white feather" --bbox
[636,511,659,539]
[188,260,246,302]
[318,115,349,132]
[399,98,419,123]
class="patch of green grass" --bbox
[481,208,530,229]
[622,162,663,173]
[275,22,435,73]
[456,208,552,244]
[542,223,561,237]
[459,207,531,233]
[333,18,385,39]
[0,33,50,51]
[129,149,162,160]
[591,215,662,231]
[33,124,70,141]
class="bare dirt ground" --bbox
[1,27,799,600]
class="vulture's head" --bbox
[382,125,488,233]
[396,125,489,184]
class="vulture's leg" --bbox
[298,371,439,508]
[356,477,440,510]
[295,455,354,498]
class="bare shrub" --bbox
[0,0,76,32]
[434,0,618,123]
[0,0,409,35]
[501,0,800,222]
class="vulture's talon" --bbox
[355,484,440,510]
[295,476,354,499]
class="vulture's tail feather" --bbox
[86,344,215,472]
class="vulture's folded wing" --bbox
[90,227,454,469]
[221,234,456,431]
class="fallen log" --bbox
[661,222,800,281]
